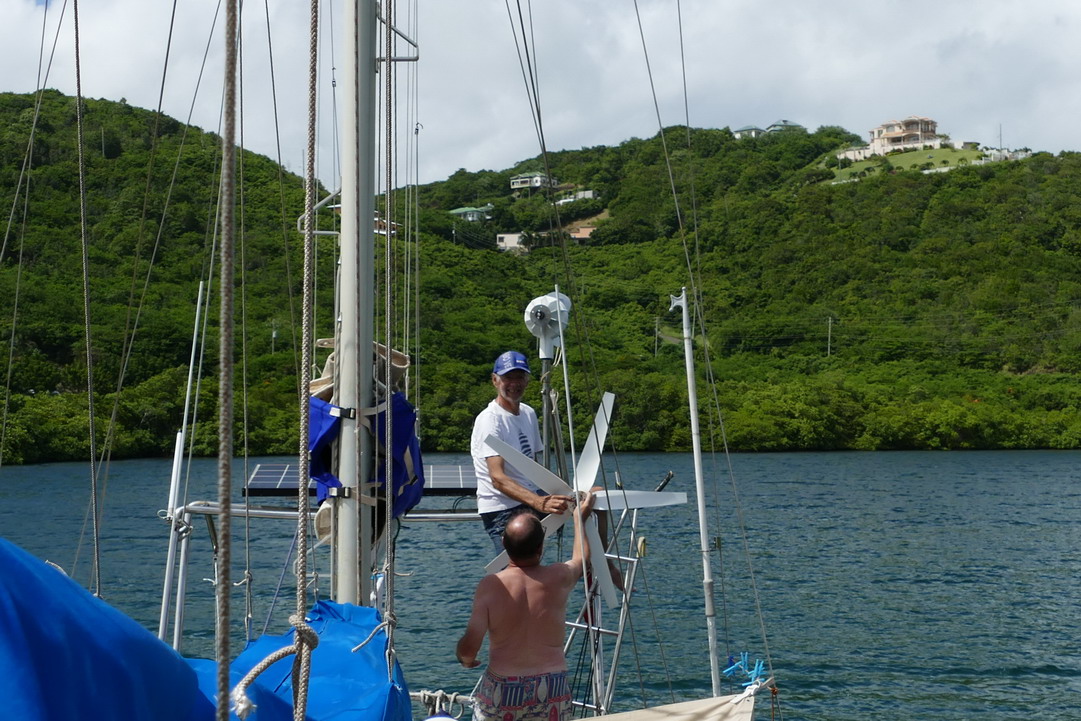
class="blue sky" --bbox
[3,1,1081,186]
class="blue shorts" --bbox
[480,504,541,551]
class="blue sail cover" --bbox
[187,600,412,721]
[2,538,410,721]
[0,537,214,721]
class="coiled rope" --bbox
[412,690,472,719]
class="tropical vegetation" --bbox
[2,90,1080,463]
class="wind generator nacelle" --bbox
[524,292,571,360]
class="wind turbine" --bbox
[484,393,687,608]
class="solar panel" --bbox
[244,464,311,497]
[243,463,477,497]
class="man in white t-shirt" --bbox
[471,350,574,549]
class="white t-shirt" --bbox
[471,399,543,513]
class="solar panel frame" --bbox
[243,463,478,497]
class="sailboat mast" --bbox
[335,0,379,605]
[670,287,722,695]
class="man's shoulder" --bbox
[477,572,503,590]
[472,400,503,435]
[474,399,499,419]
[552,558,583,584]
[531,561,576,584]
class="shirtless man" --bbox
[455,491,595,721]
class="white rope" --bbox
[349,619,391,653]
[412,690,473,719]
[230,613,320,719]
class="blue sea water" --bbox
[1,450,1079,720]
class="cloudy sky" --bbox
[4,1,1081,186]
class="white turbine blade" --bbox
[484,512,570,574]
[573,392,615,492]
[594,490,688,511]
[585,516,620,608]
[484,551,507,575]
[485,435,574,496]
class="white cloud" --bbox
[3,0,1080,186]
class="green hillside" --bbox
[2,90,1080,462]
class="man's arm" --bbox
[456,578,491,668]
[566,491,595,582]
[486,456,572,515]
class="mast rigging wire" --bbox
[500,4,666,709]
[628,0,780,703]
[71,0,104,600]
[381,0,401,680]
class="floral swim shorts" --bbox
[473,669,571,721]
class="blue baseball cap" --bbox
[493,350,531,376]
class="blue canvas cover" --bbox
[187,600,411,721]
[310,393,425,516]
[374,392,425,518]
[310,396,344,502]
[0,537,214,721]
[1,539,409,721]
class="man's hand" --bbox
[456,650,480,668]
[578,490,596,519]
[535,494,573,515]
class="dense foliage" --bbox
[2,91,1080,463]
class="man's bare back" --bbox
[476,556,577,674]
[456,492,594,675]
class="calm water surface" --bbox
[1,450,1079,720]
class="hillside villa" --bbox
[509,171,558,190]
[838,116,957,161]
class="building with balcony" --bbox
[839,116,951,161]
[869,116,940,155]
[509,172,557,191]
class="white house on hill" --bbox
[496,232,526,252]
[509,172,557,190]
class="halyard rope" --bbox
[216,0,238,719]
[290,0,323,712]
[229,0,321,716]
